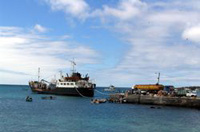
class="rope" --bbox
[74,87,91,98]
[75,87,111,97]
[75,87,112,97]
[95,89,111,95]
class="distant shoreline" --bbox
[0,84,130,88]
[0,84,28,86]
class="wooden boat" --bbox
[91,98,107,104]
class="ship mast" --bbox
[59,70,63,79]
[70,59,76,73]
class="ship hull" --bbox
[30,86,94,97]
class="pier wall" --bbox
[109,93,200,109]
[124,94,200,108]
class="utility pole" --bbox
[38,67,40,82]
[156,72,160,85]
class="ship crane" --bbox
[41,79,50,84]
[85,74,88,78]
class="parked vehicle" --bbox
[186,91,197,97]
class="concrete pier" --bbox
[109,93,200,109]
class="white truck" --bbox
[186,91,197,97]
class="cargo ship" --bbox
[29,61,95,97]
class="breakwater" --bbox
[109,93,200,109]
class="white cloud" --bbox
[102,0,146,20]
[0,26,99,84]
[34,24,47,33]
[60,34,71,39]
[0,27,23,36]
[44,0,89,20]
[43,0,147,21]
[89,0,200,86]
[182,24,200,43]
[28,0,200,86]
[92,0,147,22]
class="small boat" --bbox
[91,98,107,104]
[41,96,56,100]
[26,96,32,102]
[104,85,115,91]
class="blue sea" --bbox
[0,85,200,132]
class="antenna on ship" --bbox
[70,58,76,73]
[59,70,63,79]
[38,67,40,82]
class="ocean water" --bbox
[0,85,200,132]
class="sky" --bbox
[1,0,200,87]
